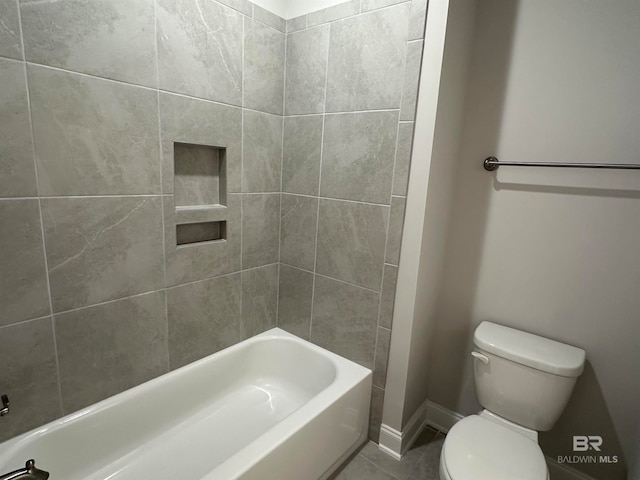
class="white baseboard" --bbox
[378,398,429,458]
[378,424,403,459]
[425,400,464,433]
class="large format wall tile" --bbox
[241,263,278,338]
[242,194,280,269]
[159,92,242,195]
[164,194,241,286]
[316,199,388,291]
[217,0,252,16]
[325,4,410,112]
[28,66,160,196]
[280,194,318,271]
[369,385,385,441]
[167,273,242,369]
[385,196,406,265]
[253,5,286,32]
[400,40,424,121]
[277,264,313,340]
[243,110,283,192]
[0,0,22,59]
[373,326,391,388]
[321,111,398,204]
[0,200,50,326]
[55,291,168,413]
[0,318,61,443]
[310,275,379,368]
[42,196,164,312]
[306,0,360,28]
[408,0,428,41]
[21,0,156,86]
[157,0,243,105]
[282,115,323,196]
[361,0,407,12]
[0,59,37,197]
[244,18,285,115]
[286,16,306,34]
[394,122,414,196]
[285,25,330,115]
[378,264,398,329]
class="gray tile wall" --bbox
[279,0,426,442]
[0,0,427,447]
[0,0,285,442]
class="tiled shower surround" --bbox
[0,0,426,443]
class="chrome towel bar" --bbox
[483,157,640,172]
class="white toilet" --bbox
[439,321,586,480]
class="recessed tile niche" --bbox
[174,142,228,246]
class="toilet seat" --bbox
[441,415,548,480]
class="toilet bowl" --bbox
[440,413,548,480]
[438,322,586,480]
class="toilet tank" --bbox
[472,322,586,431]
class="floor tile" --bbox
[332,454,398,480]
[334,427,445,480]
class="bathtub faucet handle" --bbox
[0,395,8,416]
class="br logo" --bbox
[573,436,603,452]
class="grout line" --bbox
[286,108,400,118]
[240,15,245,278]
[308,23,332,341]
[16,0,65,415]
[25,259,278,323]
[153,0,171,368]
[297,0,411,32]
[276,30,287,327]
[280,261,382,295]
[0,196,39,201]
[0,314,52,332]
[21,61,284,119]
[0,54,24,64]
[278,262,314,276]
[16,194,165,200]
[0,192,404,204]
[47,289,166,318]
[241,191,281,195]
[16,58,406,121]
[280,191,393,207]
[240,15,245,328]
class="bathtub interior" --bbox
[0,331,347,480]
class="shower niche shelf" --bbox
[173,142,228,247]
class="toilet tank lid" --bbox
[474,322,586,377]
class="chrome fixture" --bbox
[0,395,8,416]
[483,156,640,172]
[0,460,49,480]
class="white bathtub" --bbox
[0,328,372,479]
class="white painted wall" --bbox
[429,1,640,479]
[252,0,347,19]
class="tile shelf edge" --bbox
[175,204,228,224]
